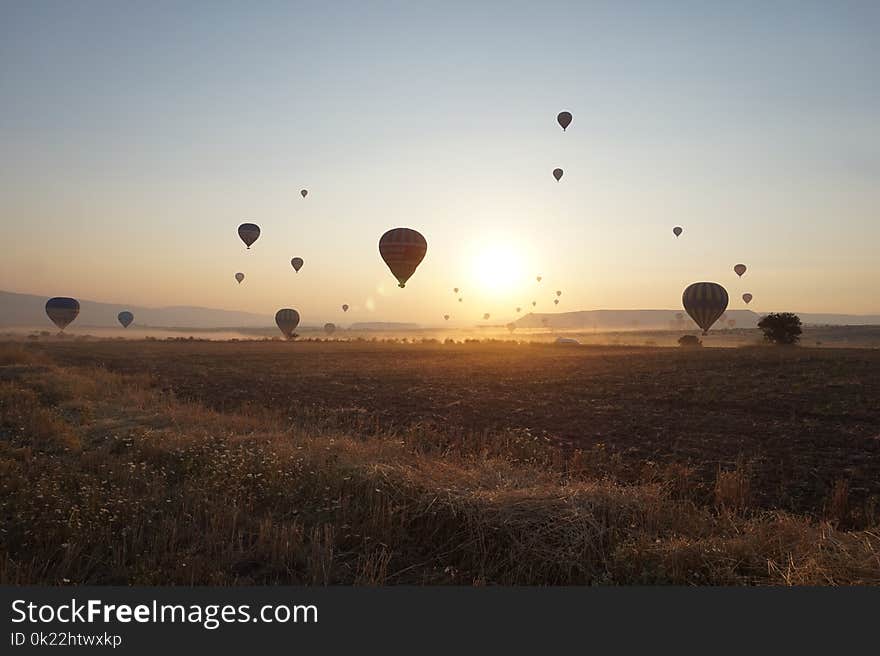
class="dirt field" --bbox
[3,339,879,585]
[31,340,880,519]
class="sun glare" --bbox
[470,242,523,295]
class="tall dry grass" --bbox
[1,358,878,585]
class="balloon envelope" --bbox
[444,314,449,320]
[554,299,559,305]
[742,293,753,304]
[342,304,349,312]
[235,272,244,284]
[45,297,80,330]
[275,308,300,339]
[673,226,683,237]
[238,223,260,249]
[516,307,521,313]
[557,111,572,131]
[553,168,563,182]
[682,282,729,335]
[734,264,747,277]
[301,189,308,198]
[556,290,562,297]
[532,301,537,307]
[453,287,459,293]
[536,276,542,282]
[117,311,134,328]
[483,313,490,320]
[379,228,427,288]
[291,257,304,272]
[324,323,335,335]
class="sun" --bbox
[470,242,523,295]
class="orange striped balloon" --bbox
[379,228,427,288]
[682,282,728,335]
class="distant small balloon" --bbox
[483,313,490,320]
[554,299,559,305]
[458,298,463,302]
[291,257,304,272]
[557,111,572,131]
[235,272,244,284]
[453,287,459,294]
[536,276,542,283]
[238,223,260,249]
[301,189,308,198]
[516,307,521,313]
[673,226,683,238]
[734,263,747,277]
[553,168,563,182]
[45,297,80,331]
[742,293,753,304]
[324,322,335,335]
[556,290,562,297]
[342,304,349,312]
[532,301,537,307]
[117,311,134,328]
[444,314,450,321]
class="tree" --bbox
[757,313,802,345]
[678,334,702,347]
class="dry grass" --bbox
[1,356,878,585]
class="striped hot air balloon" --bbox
[682,282,729,335]
[379,228,427,288]
[45,297,80,331]
[275,309,300,339]
[117,311,134,328]
[238,223,260,249]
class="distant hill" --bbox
[514,309,880,330]
[0,290,272,329]
[348,322,421,331]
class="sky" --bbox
[1,0,879,325]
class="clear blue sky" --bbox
[2,1,878,323]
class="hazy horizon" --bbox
[3,1,879,323]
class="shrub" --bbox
[757,313,802,345]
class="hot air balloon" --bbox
[117,311,134,328]
[444,314,450,321]
[379,228,427,288]
[45,297,80,331]
[342,304,349,312]
[301,189,308,198]
[742,293,753,304]
[291,257,304,272]
[532,301,537,307]
[554,299,559,305]
[682,282,729,335]
[553,168,563,182]
[557,111,572,131]
[536,276,542,283]
[453,287,459,294]
[556,290,562,297]
[324,323,336,335]
[516,307,521,313]
[235,272,244,284]
[673,226,683,238]
[238,223,260,249]
[728,319,736,328]
[458,298,463,303]
[483,313,490,320]
[734,264,747,277]
[275,308,300,339]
